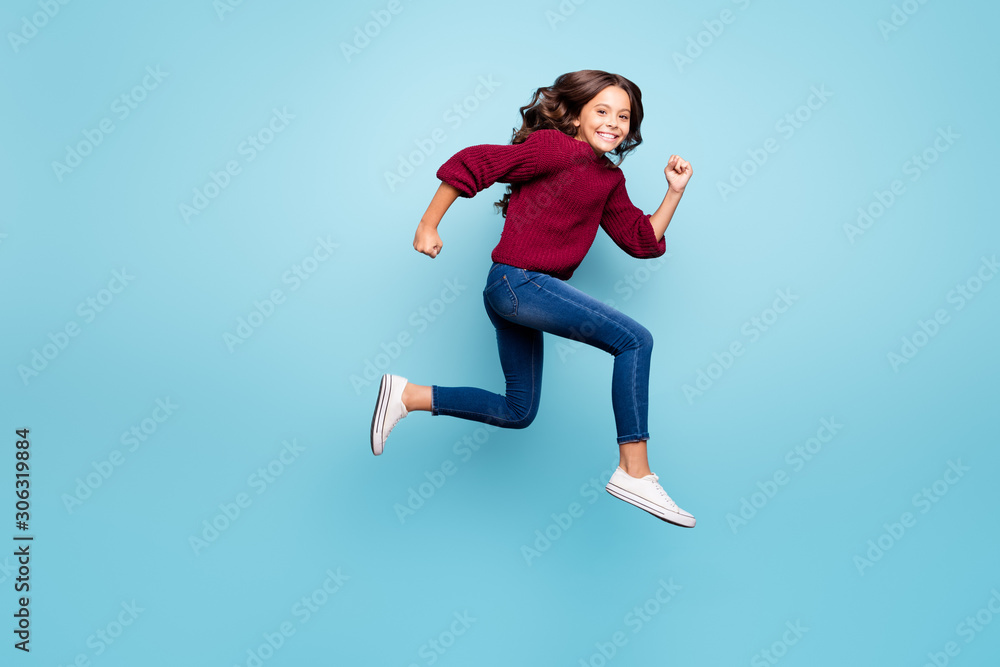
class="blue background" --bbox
[2,0,998,665]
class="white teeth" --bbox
[597,132,616,140]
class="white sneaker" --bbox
[370,374,408,455]
[606,467,696,527]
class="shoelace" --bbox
[387,411,405,432]
[647,474,678,508]
[386,395,408,433]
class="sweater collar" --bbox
[562,131,612,166]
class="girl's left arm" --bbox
[649,155,693,242]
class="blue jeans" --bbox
[431,262,653,445]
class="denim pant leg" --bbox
[501,265,653,445]
[433,262,653,445]
[431,264,544,428]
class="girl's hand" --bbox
[413,222,443,258]
[664,155,693,193]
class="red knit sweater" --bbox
[436,129,666,280]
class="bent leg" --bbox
[430,291,543,429]
[507,268,654,445]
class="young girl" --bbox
[370,70,695,527]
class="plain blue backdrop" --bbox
[1,1,998,665]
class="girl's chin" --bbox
[595,133,621,149]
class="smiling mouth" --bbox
[596,131,618,142]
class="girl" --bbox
[370,70,695,527]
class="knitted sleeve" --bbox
[600,171,667,258]
[436,129,567,198]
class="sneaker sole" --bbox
[606,483,696,528]
[370,374,392,456]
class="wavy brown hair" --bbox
[494,70,645,217]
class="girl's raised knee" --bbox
[509,413,536,429]
[633,325,654,351]
[505,400,539,429]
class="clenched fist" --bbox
[413,222,443,258]
[665,155,693,193]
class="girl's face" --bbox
[572,85,631,157]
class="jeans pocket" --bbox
[484,274,518,317]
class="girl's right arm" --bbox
[413,182,461,259]
[415,130,561,259]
